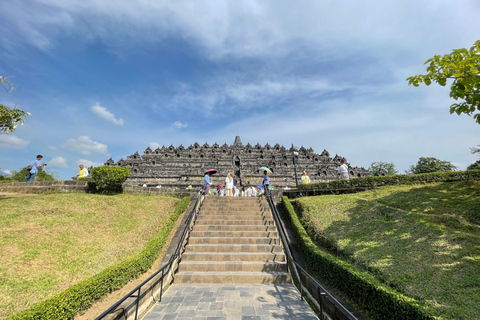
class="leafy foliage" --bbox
[89,166,130,194]
[406,157,457,174]
[6,196,191,320]
[296,170,480,192]
[0,104,30,134]
[407,40,480,124]
[369,161,398,176]
[10,167,57,182]
[467,160,480,170]
[280,196,435,320]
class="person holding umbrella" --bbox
[204,169,217,195]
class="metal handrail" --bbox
[95,191,204,320]
[264,191,358,320]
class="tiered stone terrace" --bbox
[105,136,370,188]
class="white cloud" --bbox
[172,121,188,129]
[49,156,68,168]
[48,145,59,151]
[61,136,109,155]
[2,1,479,59]
[77,159,104,168]
[91,103,124,126]
[149,142,161,150]
[2,170,13,176]
[0,135,30,149]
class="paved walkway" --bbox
[142,283,318,320]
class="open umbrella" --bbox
[258,167,272,174]
[217,184,224,191]
[256,185,264,190]
[205,169,217,175]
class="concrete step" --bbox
[190,230,278,237]
[178,261,288,272]
[196,214,272,221]
[181,252,286,262]
[184,244,284,253]
[188,237,280,245]
[192,225,277,232]
[194,219,274,226]
[201,207,270,214]
[174,271,291,284]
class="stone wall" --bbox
[0,181,88,194]
[122,185,198,198]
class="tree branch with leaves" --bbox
[407,40,480,124]
[0,76,30,134]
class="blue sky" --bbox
[1,0,479,179]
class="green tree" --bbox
[0,104,30,134]
[467,160,480,170]
[406,157,457,174]
[369,161,399,176]
[11,167,57,182]
[407,40,480,124]
[467,144,480,170]
[1,76,30,134]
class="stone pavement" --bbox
[142,283,318,320]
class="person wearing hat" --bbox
[77,164,89,179]
[23,154,47,182]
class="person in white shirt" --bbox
[301,171,310,184]
[252,187,258,197]
[156,184,162,188]
[225,172,234,197]
[77,165,89,179]
[338,158,350,180]
[246,186,252,197]
[142,182,147,187]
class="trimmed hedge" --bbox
[281,196,435,320]
[299,170,480,191]
[7,196,191,320]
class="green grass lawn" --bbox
[0,192,179,319]
[293,181,480,320]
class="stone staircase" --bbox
[175,197,291,283]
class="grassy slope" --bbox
[0,193,179,319]
[294,181,480,320]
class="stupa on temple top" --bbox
[104,136,371,188]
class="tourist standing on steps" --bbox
[301,170,310,184]
[203,172,212,195]
[23,155,46,182]
[263,170,270,196]
[225,172,233,197]
[338,158,350,180]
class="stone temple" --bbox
[104,136,370,188]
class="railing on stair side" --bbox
[95,191,205,320]
[264,190,359,320]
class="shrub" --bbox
[6,196,191,320]
[11,167,57,182]
[89,166,130,194]
[280,196,434,320]
[298,170,480,191]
